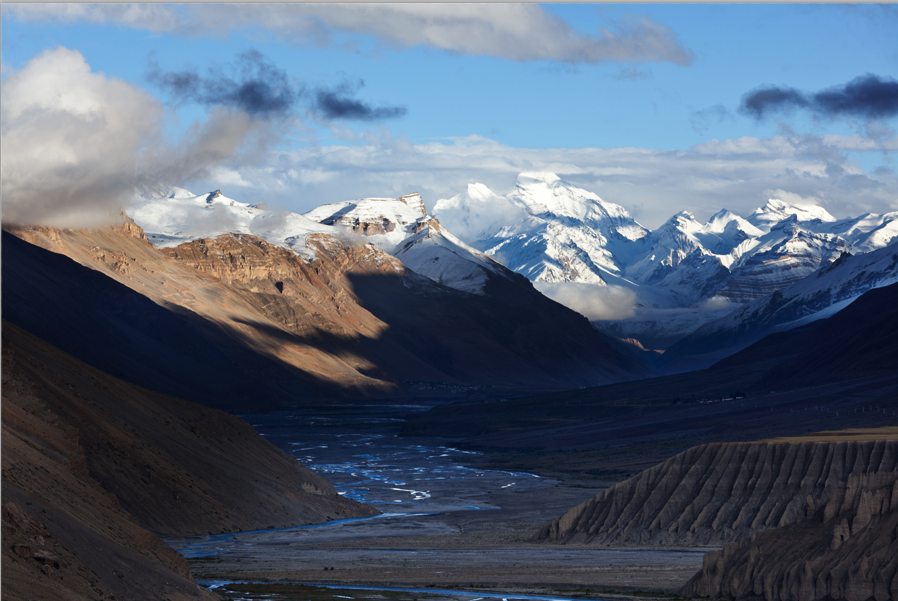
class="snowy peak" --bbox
[705,209,763,237]
[748,199,837,232]
[129,187,332,261]
[510,172,646,238]
[392,215,508,294]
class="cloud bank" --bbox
[5,4,693,66]
[534,281,637,321]
[213,132,898,229]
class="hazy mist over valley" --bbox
[2,5,897,601]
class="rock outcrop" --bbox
[1,319,376,601]
[537,439,898,547]
[681,470,898,601]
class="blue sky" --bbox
[2,4,897,228]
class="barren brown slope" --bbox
[6,218,646,398]
[4,221,399,406]
[681,469,898,601]
[537,438,898,547]
[1,320,376,601]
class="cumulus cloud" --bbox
[740,74,898,121]
[0,48,303,227]
[1,47,163,227]
[5,4,693,66]
[534,281,637,321]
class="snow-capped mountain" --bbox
[434,173,898,308]
[129,188,332,261]
[746,198,837,232]
[818,211,898,253]
[130,187,509,295]
[434,173,649,287]
[303,194,508,294]
[719,215,853,301]
[661,237,898,373]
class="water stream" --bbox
[165,405,705,600]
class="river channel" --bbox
[165,405,707,600]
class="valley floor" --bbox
[167,407,708,600]
[181,479,707,599]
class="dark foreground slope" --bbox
[1,321,375,601]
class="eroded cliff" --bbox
[537,439,898,547]
[681,470,898,601]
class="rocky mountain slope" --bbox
[681,467,898,601]
[535,428,898,601]
[2,228,384,411]
[1,320,375,601]
[5,208,647,403]
[537,438,898,547]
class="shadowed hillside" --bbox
[1,320,376,601]
[404,282,898,477]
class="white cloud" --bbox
[1,48,302,227]
[6,4,693,65]
[201,132,898,229]
[1,47,163,227]
[3,3,183,33]
[534,282,637,320]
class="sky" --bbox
[2,3,898,229]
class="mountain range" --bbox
[124,174,898,375]
[433,172,898,368]
[4,174,897,601]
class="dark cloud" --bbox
[313,82,408,121]
[741,74,898,121]
[814,75,898,119]
[148,49,297,118]
[740,86,809,119]
[149,50,407,123]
